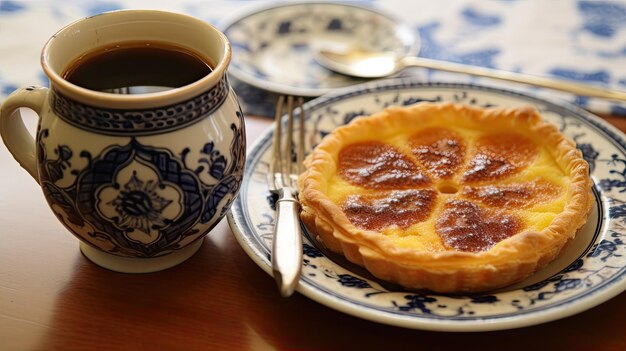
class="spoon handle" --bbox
[402,56,626,101]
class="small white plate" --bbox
[228,79,626,332]
[221,2,417,97]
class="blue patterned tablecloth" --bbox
[1,0,625,116]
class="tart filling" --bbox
[298,102,593,293]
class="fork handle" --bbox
[272,188,303,297]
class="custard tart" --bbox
[298,102,593,293]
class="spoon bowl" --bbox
[316,49,402,78]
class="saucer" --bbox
[220,2,417,97]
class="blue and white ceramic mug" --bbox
[0,10,246,273]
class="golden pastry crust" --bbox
[298,102,593,293]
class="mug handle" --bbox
[0,86,49,183]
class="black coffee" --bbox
[63,41,213,94]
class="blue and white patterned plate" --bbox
[221,2,417,97]
[227,79,626,332]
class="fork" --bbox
[269,95,305,297]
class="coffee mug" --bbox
[0,10,246,273]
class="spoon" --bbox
[316,49,626,101]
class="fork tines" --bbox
[271,95,305,191]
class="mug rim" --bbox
[41,9,231,109]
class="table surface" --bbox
[0,110,624,351]
[1,1,626,349]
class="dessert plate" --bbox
[227,79,626,331]
[220,2,417,97]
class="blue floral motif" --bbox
[417,23,500,68]
[103,170,176,235]
[75,139,202,255]
[342,110,368,125]
[608,201,626,219]
[565,258,585,272]
[37,116,245,257]
[554,278,583,292]
[523,274,569,292]
[47,146,73,182]
[303,243,323,258]
[548,68,610,85]
[402,96,441,106]
[320,265,389,295]
[266,192,278,211]
[0,1,26,13]
[197,142,227,179]
[391,292,500,316]
[587,235,624,262]
[336,274,372,289]
[302,259,316,270]
[394,294,438,314]
[598,154,626,193]
[578,1,626,38]
[41,181,83,227]
[278,21,291,34]
[202,121,246,222]
[519,278,585,306]
[461,7,501,27]
[577,142,599,172]
[467,294,499,304]
[326,18,343,30]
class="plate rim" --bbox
[228,78,626,332]
[218,1,419,97]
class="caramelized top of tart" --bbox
[333,127,560,252]
[338,142,430,189]
[312,104,583,254]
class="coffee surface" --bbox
[63,41,212,93]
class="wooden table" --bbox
[1,111,625,351]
